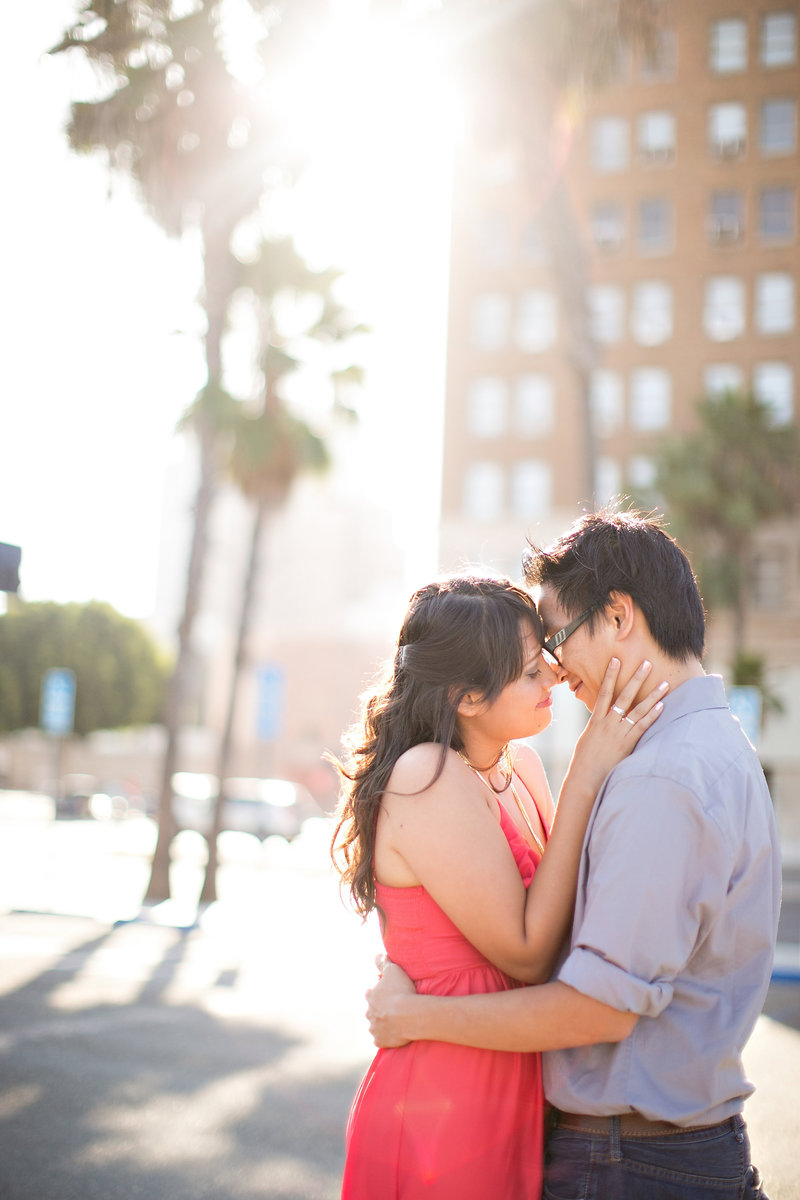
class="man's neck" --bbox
[621,652,705,709]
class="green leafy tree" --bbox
[646,391,800,656]
[730,650,784,717]
[0,601,168,735]
[198,237,365,901]
[50,0,332,900]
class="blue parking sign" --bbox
[256,664,285,741]
[727,685,762,749]
[40,669,76,737]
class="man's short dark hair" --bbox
[523,508,705,661]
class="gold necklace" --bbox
[456,745,507,775]
[458,752,546,857]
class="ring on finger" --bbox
[624,715,636,726]
[611,705,627,718]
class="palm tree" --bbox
[50,0,331,900]
[649,390,800,654]
[198,236,365,901]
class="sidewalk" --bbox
[0,806,798,1199]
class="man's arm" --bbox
[367,962,637,1052]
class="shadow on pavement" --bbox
[0,913,362,1199]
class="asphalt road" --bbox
[0,802,797,1199]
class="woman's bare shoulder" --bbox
[385,743,455,799]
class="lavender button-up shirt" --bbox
[544,674,782,1127]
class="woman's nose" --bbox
[546,658,568,684]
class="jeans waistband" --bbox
[552,1111,734,1139]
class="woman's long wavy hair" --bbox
[330,575,543,916]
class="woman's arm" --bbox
[379,660,666,984]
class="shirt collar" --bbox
[636,673,728,751]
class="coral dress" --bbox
[341,804,545,1199]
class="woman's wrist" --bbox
[560,765,602,806]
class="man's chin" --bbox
[572,682,594,711]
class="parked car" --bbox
[171,773,313,841]
[55,773,97,819]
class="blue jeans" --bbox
[543,1114,768,1200]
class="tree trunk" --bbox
[509,64,599,510]
[144,421,218,901]
[731,549,748,659]
[144,217,233,904]
[199,496,269,903]
[541,175,599,507]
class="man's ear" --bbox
[606,591,636,639]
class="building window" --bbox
[708,190,744,243]
[589,285,625,343]
[704,363,745,397]
[760,186,795,240]
[510,460,551,520]
[590,370,625,436]
[590,117,630,172]
[638,197,673,252]
[636,110,676,165]
[516,290,557,352]
[471,293,509,351]
[601,40,633,87]
[464,462,504,521]
[590,202,625,252]
[627,455,658,491]
[761,12,797,67]
[704,276,746,341]
[753,362,794,424]
[596,458,622,506]
[708,103,747,159]
[631,281,673,345]
[752,553,786,609]
[755,272,795,333]
[761,99,796,154]
[710,18,748,73]
[641,28,678,81]
[475,213,511,267]
[630,368,671,430]
[513,375,554,437]
[467,378,507,437]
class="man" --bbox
[366,509,781,1200]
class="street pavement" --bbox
[0,797,798,1199]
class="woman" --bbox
[331,575,665,1199]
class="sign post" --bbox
[40,669,76,803]
[727,684,762,749]
[256,664,285,777]
[0,542,21,594]
[40,669,76,737]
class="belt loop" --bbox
[610,1114,621,1161]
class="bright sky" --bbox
[1,2,454,620]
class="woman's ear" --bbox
[606,591,636,638]
[454,689,484,717]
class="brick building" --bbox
[438,2,800,849]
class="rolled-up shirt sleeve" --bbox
[558,773,731,1018]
